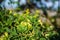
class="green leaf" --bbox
[40,38,46,40]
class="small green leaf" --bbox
[40,38,46,40]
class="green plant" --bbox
[0,9,59,40]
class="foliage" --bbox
[0,9,59,40]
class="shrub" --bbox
[0,9,59,40]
